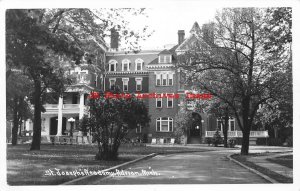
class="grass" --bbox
[7,144,209,185]
[266,155,293,169]
[231,153,293,183]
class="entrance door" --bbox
[190,125,201,136]
[188,113,202,144]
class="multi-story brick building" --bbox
[103,22,269,144]
[20,22,269,145]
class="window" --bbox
[168,74,173,85]
[159,55,172,63]
[135,78,142,91]
[156,77,161,86]
[109,78,116,90]
[156,117,173,132]
[94,75,98,87]
[108,60,117,72]
[167,97,173,108]
[72,93,78,104]
[217,119,223,131]
[156,98,162,108]
[122,59,130,71]
[122,78,129,91]
[229,118,235,131]
[162,74,167,85]
[135,59,143,71]
[136,124,142,133]
[155,73,174,86]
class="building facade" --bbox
[21,22,269,145]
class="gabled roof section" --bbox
[175,21,209,54]
[175,34,199,53]
[190,22,201,34]
[159,49,172,55]
[169,44,179,54]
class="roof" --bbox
[106,50,161,56]
[190,22,201,34]
[147,58,158,65]
[175,21,204,53]
[175,34,199,52]
[175,21,216,53]
[158,49,172,55]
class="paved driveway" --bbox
[86,151,269,184]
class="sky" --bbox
[124,6,219,50]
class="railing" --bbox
[63,104,80,109]
[205,130,269,138]
[40,135,94,145]
[44,104,58,109]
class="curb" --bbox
[227,154,278,183]
[61,153,157,185]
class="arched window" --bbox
[108,60,117,72]
[122,59,130,71]
[135,58,144,71]
[156,117,173,132]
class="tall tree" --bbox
[6,9,152,150]
[179,8,291,155]
[6,69,33,145]
[86,90,150,160]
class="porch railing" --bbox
[205,130,269,138]
[44,104,58,109]
[63,104,80,109]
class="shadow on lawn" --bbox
[7,144,211,185]
[6,144,138,185]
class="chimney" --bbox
[110,28,119,51]
[178,30,185,45]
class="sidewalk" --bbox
[247,152,293,179]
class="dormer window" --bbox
[109,60,117,72]
[122,59,130,71]
[135,58,143,71]
[158,55,172,63]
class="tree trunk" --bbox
[241,130,250,155]
[223,108,229,148]
[30,79,42,150]
[240,97,251,155]
[11,97,19,146]
[223,121,228,148]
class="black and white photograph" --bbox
[1,0,299,190]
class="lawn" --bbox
[266,155,293,169]
[231,153,293,183]
[7,144,210,185]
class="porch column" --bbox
[79,92,84,119]
[57,96,63,136]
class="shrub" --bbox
[267,138,283,146]
[256,138,267,145]
[205,138,212,146]
[142,134,148,143]
[286,136,293,147]
[228,138,236,148]
[212,129,223,147]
